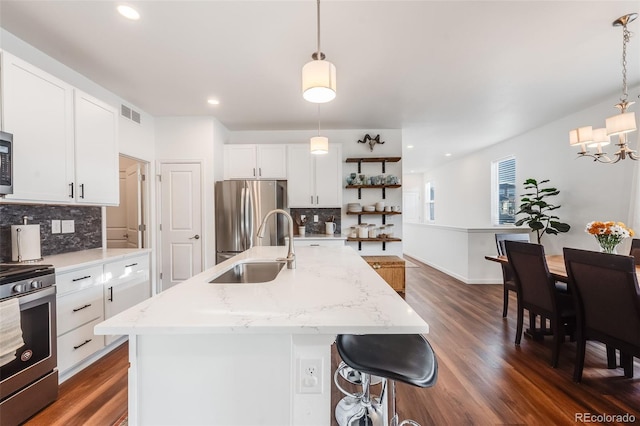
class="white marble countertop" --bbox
[95,246,428,336]
[37,248,151,273]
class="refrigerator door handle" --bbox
[246,183,255,248]
[239,186,246,251]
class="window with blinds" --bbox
[495,157,516,225]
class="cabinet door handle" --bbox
[69,182,74,198]
[72,303,92,312]
[125,263,138,268]
[259,167,262,176]
[73,339,92,350]
[310,244,320,247]
[253,168,256,176]
[310,195,313,204]
[79,183,85,199]
[72,275,91,282]
[316,195,319,204]
[108,286,113,302]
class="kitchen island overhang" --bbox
[95,246,429,425]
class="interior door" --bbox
[125,163,142,248]
[160,163,202,291]
[106,171,128,248]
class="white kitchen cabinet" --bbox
[74,90,119,205]
[103,253,150,345]
[224,144,287,180]
[56,265,105,375]
[287,144,342,208]
[1,51,75,202]
[292,238,346,247]
[1,52,119,205]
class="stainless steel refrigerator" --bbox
[215,180,287,264]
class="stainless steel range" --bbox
[0,263,58,426]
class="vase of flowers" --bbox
[585,221,635,254]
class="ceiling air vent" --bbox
[120,104,141,124]
[121,104,132,119]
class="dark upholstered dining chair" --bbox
[505,240,575,367]
[630,238,640,265]
[495,233,530,317]
[563,247,640,382]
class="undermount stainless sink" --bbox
[208,261,285,284]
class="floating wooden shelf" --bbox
[346,237,401,251]
[345,184,401,200]
[346,157,401,174]
[346,157,402,164]
[345,184,401,189]
[345,211,402,215]
[346,210,401,224]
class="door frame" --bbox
[103,154,150,249]
[155,159,205,293]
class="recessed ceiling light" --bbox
[407,145,414,149]
[445,153,452,157]
[117,5,140,20]
[207,99,220,105]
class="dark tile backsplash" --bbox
[0,204,102,262]
[290,208,341,235]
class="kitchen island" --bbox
[95,246,429,425]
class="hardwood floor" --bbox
[25,256,640,425]
[23,343,128,426]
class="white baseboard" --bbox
[404,252,500,285]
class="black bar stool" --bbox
[334,334,438,426]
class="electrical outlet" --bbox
[61,220,75,234]
[51,220,61,234]
[298,358,323,394]
[313,215,319,223]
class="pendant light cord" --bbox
[317,104,321,136]
[316,0,321,57]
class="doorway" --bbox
[106,154,149,249]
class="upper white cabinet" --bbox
[1,52,75,202]
[287,144,342,208]
[1,51,119,205]
[74,90,119,205]
[224,144,287,180]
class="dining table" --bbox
[484,254,640,283]
[485,252,640,353]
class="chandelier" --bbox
[570,13,638,163]
[302,0,336,103]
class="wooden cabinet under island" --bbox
[362,255,406,293]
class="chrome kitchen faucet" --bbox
[257,209,296,269]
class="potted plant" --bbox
[515,178,570,243]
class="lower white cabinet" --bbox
[55,251,151,376]
[103,254,150,345]
[56,265,105,375]
[294,238,346,247]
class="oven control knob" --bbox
[30,280,41,289]
[12,284,24,293]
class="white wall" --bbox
[403,93,639,282]
[155,117,228,270]
[229,129,403,256]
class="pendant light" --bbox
[310,105,329,154]
[302,0,336,103]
